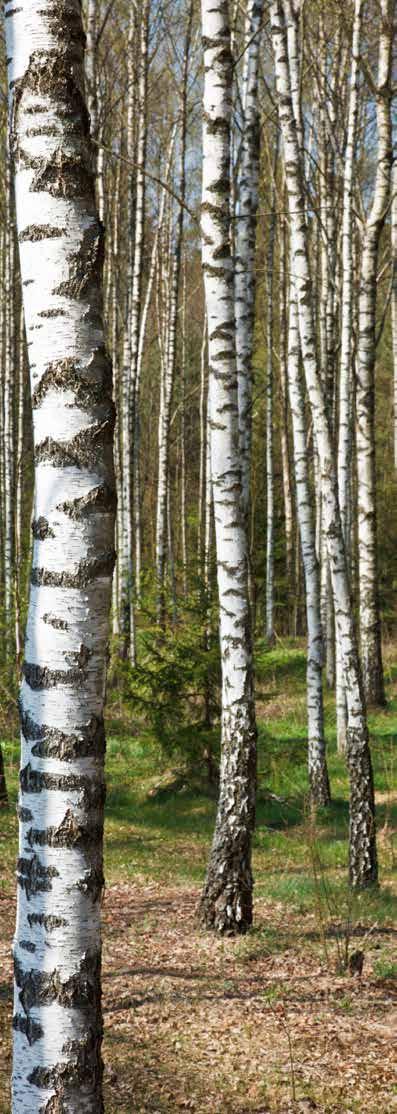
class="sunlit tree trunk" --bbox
[199,0,257,932]
[278,213,294,617]
[336,0,363,752]
[265,175,277,643]
[235,0,264,516]
[271,0,377,888]
[356,0,392,707]
[288,293,330,805]
[156,4,192,622]
[6,3,115,1109]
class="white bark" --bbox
[200,0,256,932]
[265,175,277,643]
[271,0,377,888]
[235,0,264,516]
[392,157,397,468]
[287,292,329,805]
[336,0,363,752]
[356,0,392,707]
[6,3,115,1109]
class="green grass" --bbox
[1,644,397,923]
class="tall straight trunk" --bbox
[15,302,26,668]
[336,0,363,751]
[119,4,137,656]
[265,176,277,643]
[4,163,15,659]
[199,0,257,932]
[271,0,377,888]
[278,213,294,617]
[235,0,264,516]
[356,0,392,707]
[392,158,397,469]
[155,4,192,622]
[6,4,115,1110]
[288,293,330,805]
[180,257,188,595]
[198,316,208,570]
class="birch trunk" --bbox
[6,4,115,1109]
[271,0,377,888]
[356,0,392,707]
[278,214,294,612]
[156,5,192,622]
[288,293,330,805]
[199,0,257,932]
[4,163,16,658]
[265,179,276,643]
[393,157,397,468]
[336,0,363,751]
[235,0,264,517]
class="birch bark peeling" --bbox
[271,0,377,888]
[6,3,115,1110]
[200,0,257,932]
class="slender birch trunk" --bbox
[271,0,377,888]
[392,157,397,469]
[235,0,264,517]
[336,0,363,751]
[6,4,115,1109]
[265,176,277,643]
[15,302,26,668]
[156,4,192,622]
[278,214,294,613]
[4,163,16,659]
[356,0,392,707]
[288,293,329,804]
[200,0,257,932]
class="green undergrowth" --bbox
[1,644,397,932]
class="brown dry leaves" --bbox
[0,882,396,1113]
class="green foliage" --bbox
[111,588,221,771]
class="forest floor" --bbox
[0,642,396,1112]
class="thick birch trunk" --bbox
[199,0,257,932]
[356,0,392,707]
[271,0,377,888]
[288,295,330,805]
[6,4,115,1109]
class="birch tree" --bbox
[200,0,257,932]
[355,0,392,708]
[6,2,115,1109]
[271,0,377,888]
[336,0,363,752]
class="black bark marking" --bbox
[34,417,115,470]
[17,854,59,900]
[32,351,112,409]
[23,663,86,690]
[29,1028,103,1109]
[17,806,33,822]
[28,912,68,931]
[75,865,104,903]
[57,483,116,519]
[31,548,116,588]
[27,809,102,849]
[20,763,106,809]
[32,516,55,540]
[13,1012,43,1045]
[15,950,101,1014]
[42,613,69,630]
[18,225,66,242]
[54,223,104,300]
[20,707,106,761]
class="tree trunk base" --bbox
[199,869,253,934]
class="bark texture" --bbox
[6,3,115,1110]
[199,0,257,933]
[271,0,377,888]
